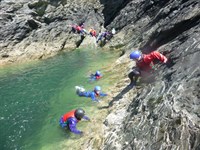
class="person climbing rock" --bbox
[71,24,78,33]
[96,31,111,43]
[71,25,87,36]
[75,86,107,102]
[59,108,90,135]
[89,70,102,81]
[128,50,168,87]
[89,28,97,37]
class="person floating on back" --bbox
[89,70,102,81]
[128,50,168,88]
[75,86,107,102]
[59,108,90,135]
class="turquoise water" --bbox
[0,48,118,150]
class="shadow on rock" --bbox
[98,85,133,109]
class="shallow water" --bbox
[0,48,118,150]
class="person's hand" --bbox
[165,58,174,68]
[80,131,84,136]
[163,57,168,63]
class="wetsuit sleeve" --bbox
[100,92,107,97]
[83,115,90,121]
[68,118,82,134]
[150,51,168,63]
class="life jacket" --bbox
[62,110,79,123]
[94,91,100,97]
[96,75,102,79]
[89,29,96,37]
[76,26,82,31]
[92,30,96,37]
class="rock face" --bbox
[1,0,200,150]
[0,0,102,64]
[101,0,200,150]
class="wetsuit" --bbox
[59,110,90,134]
[77,90,107,102]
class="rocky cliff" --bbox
[0,0,103,65]
[1,0,200,150]
[100,0,200,150]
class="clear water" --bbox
[0,48,118,150]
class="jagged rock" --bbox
[0,0,102,64]
[79,36,97,48]
[101,1,200,150]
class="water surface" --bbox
[0,48,118,150]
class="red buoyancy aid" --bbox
[76,26,82,31]
[62,110,79,123]
[96,76,102,79]
[92,30,96,37]
[137,51,167,71]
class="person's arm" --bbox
[150,51,168,63]
[99,92,107,97]
[68,118,83,135]
[83,115,90,121]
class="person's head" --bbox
[75,108,85,120]
[95,71,101,76]
[94,86,101,94]
[129,50,142,61]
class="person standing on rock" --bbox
[59,108,90,135]
[128,50,168,87]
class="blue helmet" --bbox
[94,86,101,91]
[95,71,101,76]
[130,50,141,59]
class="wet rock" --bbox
[100,0,200,150]
[1,54,9,58]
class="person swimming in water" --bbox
[59,108,90,135]
[75,86,107,102]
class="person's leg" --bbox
[128,69,140,86]
[72,27,76,33]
